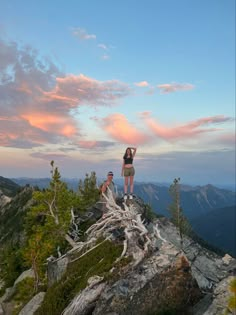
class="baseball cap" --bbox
[107,171,114,176]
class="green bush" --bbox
[11,277,35,315]
[0,244,25,291]
[35,239,123,315]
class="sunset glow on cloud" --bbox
[0,0,235,185]
[41,74,130,107]
[141,112,234,141]
[0,38,131,148]
[134,81,149,87]
[21,113,78,137]
[102,113,148,145]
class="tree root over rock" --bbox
[69,189,166,266]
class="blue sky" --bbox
[0,0,235,186]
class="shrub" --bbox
[35,239,123,315]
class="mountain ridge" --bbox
[1,176,235,257]
[10,177,236,192]
[0,176,20,197]
[0,190,235,315]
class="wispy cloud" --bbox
[141,112,234,141]
[157,83,195,94]
[101,54,110,60]
[71,28,112,60]
[134,81,149,87]
[98,43,108,50]
[77,140,115,149]
[41,74,130,107]
[98,44,111,60]
[71,27,96,40]
[101,113,149,145]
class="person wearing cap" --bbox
[101,171,116,199]
[93,171,116,218]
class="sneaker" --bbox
[124,194,128,200]
[129,194,133,200]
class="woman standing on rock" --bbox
[121,147,137,200]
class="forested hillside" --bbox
[192,205,236,257]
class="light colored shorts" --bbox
[124,167,135,177]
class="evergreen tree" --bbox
[168,178,191,243]
[23,161,79,290]
[77,171,100,212]
[0,243,23,290]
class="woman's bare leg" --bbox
[130,176,134,194]
[124,176,129,194]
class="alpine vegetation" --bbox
[0,162,235,315]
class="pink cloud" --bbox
[101,113,149,145]
[134,81,149,87]
[157,83,195,94]
[71,27,96,40]
[0,117,56,148]
[141,113,234,141]
[0,39,130,148]
[41,74,130,107]
[21,113,78,137]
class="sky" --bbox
[0,0,235,186]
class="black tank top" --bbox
[124,157,133,164]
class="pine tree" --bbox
[168,178,191,243]
[77,171,100,212]
[23,161,79,290]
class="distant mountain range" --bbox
[9,177,236,219]
[133,182,235,257]
[10,177,236,192]
[1,176,236,257]
[133,182,235,218]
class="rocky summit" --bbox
[0,187,235,315]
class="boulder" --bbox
[18,292,45,315]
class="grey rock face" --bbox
[0,303,4,315]
[60,199,236,315]
[18,292,45,315]
[92,253,202,315]
[202,276,235,315]
[62,276,105,315]
[14,269,34,286]
[0,191,11,210]
[156,217,234,290]
[47,256,69,286]
[2,195,234,315]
